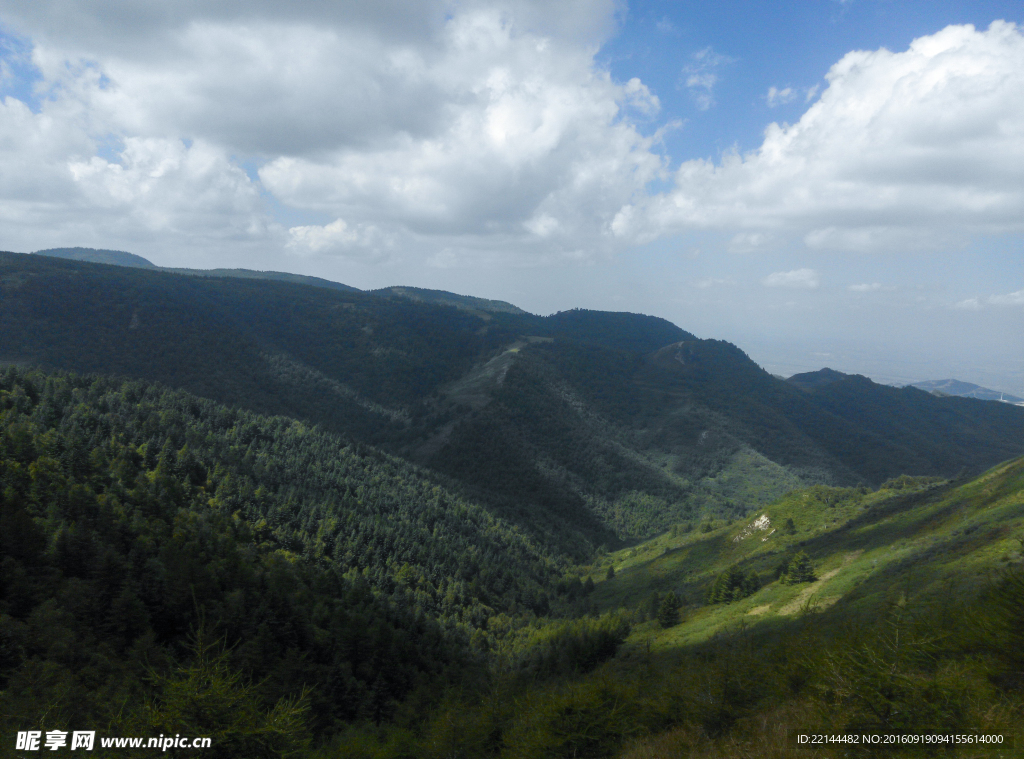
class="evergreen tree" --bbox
[130,630,311,759]
[740,571,761,598]
[605,565,615,581]
[705,566,760,604]
[781,551,816,584]
[657,591,681,628]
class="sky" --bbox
[1,0,1022,393]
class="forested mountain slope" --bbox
[9,364,1021,758]
[2,251,1022,546]
[367,460,1024,759]
[371,285,526,315]
[35,247,157,268]
[0,367,614,742]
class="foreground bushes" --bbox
[322,578,1024,759]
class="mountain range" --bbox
[4,249,1023,553]
[908,377,1024,404]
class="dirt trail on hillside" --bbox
[776,551,861,616]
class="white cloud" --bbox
[623,77,661,117]
[0,88,269,254]
[766,86,796,107]
[255,9,665,256]
[0,0,662,262]
[2,8,1023,268]
[762,268,819,289]
[989,289,1024,305]
[0,1,622,54]
[680,46,734,111]
[68,138,262,232]
[286,219,391,259]
[766,84,818,107]
[848,282,895,292]
[954,297,982,310]
[618,22,1024,252]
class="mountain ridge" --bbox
[32,246,525,314]
[909,377,1024,403]
[3,250,1023,549]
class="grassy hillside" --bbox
[589,458,1024,648]
[338,461,1024,759]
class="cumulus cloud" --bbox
[256,10,664,253]
[989,289,1024,305]
[286,219,391,259]
[2,7,1023,267]
[0,0,660,261]
[0,87,269,253]
[68,138,262,232]
[762,268,819,289]
[616,22,1024,252]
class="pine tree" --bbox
[130,629,311,758]
[657,591,681,628]
[783,551,816,584]
[740,570,761,598]
[705,566,761,604]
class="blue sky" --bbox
[0,0,1022,392]
[604,0,1024,159]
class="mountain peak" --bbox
[786,367,852,391]
[35,247,156,268]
